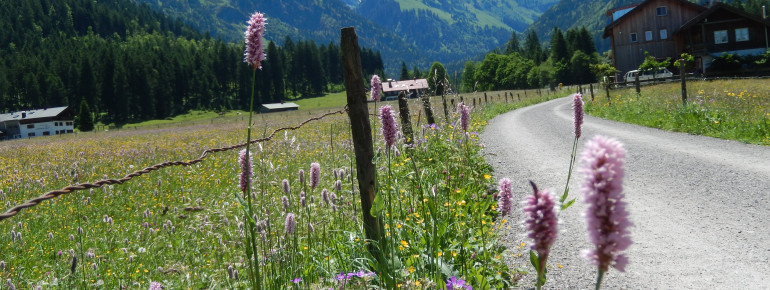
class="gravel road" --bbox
[480,96,770,289]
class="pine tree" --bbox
[400,61,410,80]
[77,97,94,132]
[427,62,447,96]
[505,31,520,55]
[523,30,543,64]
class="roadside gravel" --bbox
[481,96,770,289]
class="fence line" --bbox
[0,108,348,222]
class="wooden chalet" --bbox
[380,79,429,100]
[603,0,707,77]
[675,3,770,74]
[605,0,770,78]
[0,106,75,140]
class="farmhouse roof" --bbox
[603,0,706,38]
[0,106,71,123]
[676,2,770,34]
[261,103,299,110]
[381,79,429,93]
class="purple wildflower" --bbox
[148,281,163,290]
[458,102,470,132]
[573,93,584,139]
[322,189,329,206]
[497,178,513,217]
[370,75,382,101]
[446,276,472,290]
[282,196,289,211]
[282,179,290,194]
[524,181,558,259]
[238,149,253,193]
[335,180,342,191]
[298,169,305,185]
[291,277,302,284]
[300,191,307,208]
[379,105,399,147]
[243,12,267,70]
[580,135,632,272]
[310,162,320,190]
[284,213,296,235]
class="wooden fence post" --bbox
[441,93,449,122]
[341,27,382,254]
[524,90,528,98]
[398,91,414,145]
[679,59,687,105]
[484,92,488,104]
[422,94,436,125]
[589,83,595,101]
[635,72,640,95]
[605,82,611,103]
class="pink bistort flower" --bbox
[310,162,320,190]
[524,181,558,258]
[243,12,267,70]
[379,105,399,147]
[238,149,253,193]
[458,102,470,132]
[497,178,513,217]
[573,93,584,139]
[370,75,382,101]
[580,135,632,272]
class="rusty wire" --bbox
[0,108,348,222]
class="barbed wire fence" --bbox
[0,107,348,222]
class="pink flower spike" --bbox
[243,11,267,70]
[370,75,382,101]
[379,105,399,147]
[497,178,513,217]
[310,162,321,190]
[458,102,470,132]
[524,181,558,258]
[238,149,253,193]
[580,135,632,273]
[573,93,584,139]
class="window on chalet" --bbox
[714,30,728,44]
[43,131,50,136]
[66,121,73,126]
[656,6,667,16]
[27,124,34,129]
[28,132,35,137]
[735,28,749,42]
[630,33,638,42]
[645,31,653,41]
[660,29,668,40]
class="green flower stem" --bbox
[595,269,605,290]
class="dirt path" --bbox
[480,96,770,289]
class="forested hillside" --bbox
[0,0,383,126]
[135,0,416,75]
[135,0,561,75]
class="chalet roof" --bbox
[261,103,299,110]
[606,2,642,17]
[0,106,71,123]
[603,0,706,38]
[676,2,770,34]
[381,79,429,93]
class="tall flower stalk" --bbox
[238,10,266,289]
[560,93,584,210]
[524,181,558,290]
[580,135,632,290]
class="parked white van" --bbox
[624,68,673,83]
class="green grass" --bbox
[585,79,770,145]
[292,91,349,110]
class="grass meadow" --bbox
[0,91,561,289]
[586,79,770,145]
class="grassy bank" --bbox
[585,79,770,145]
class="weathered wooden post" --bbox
[484,92,488,104]
[398,91,414,145]
[422,94,436,125]
[472,98,476,107]
[505,92,509,103]
[679,59,687,105]
[605,82,611,102]
[517,93,520,101]
[524,90,528,98]
[589,83,595,101]
[441,93,449,122]
[341,27,382,254]
[634,72,640,94]
[578,84,583,94]
[538,89,541,97]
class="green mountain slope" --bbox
[527,0,641,52]
[135,0,560,74]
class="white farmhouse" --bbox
[0,106,75,140]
